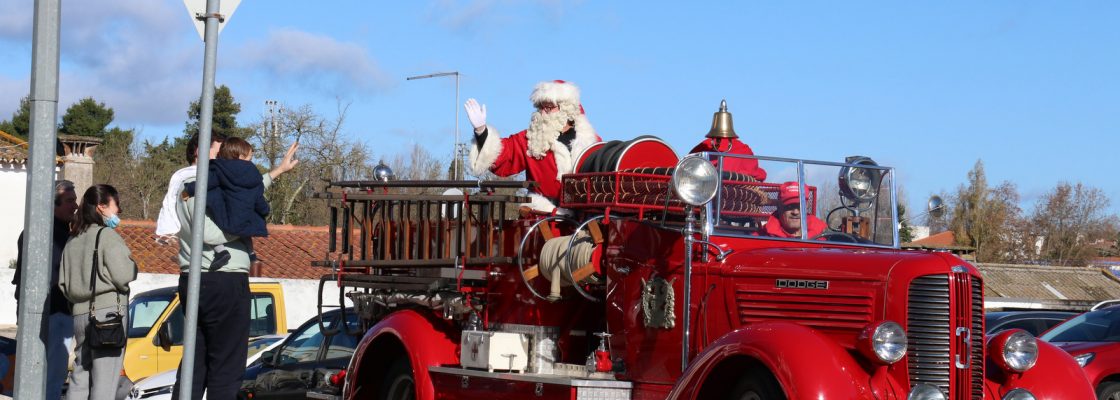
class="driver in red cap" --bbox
[763,181,827,238]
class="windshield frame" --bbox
[699,151,900,249]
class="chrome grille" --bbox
[970,277,985,399]
[907,275,952,394]
[907,273,985,399]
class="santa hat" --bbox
[530,80,584,113]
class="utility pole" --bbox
[14,0,61,397]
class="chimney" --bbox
[58,135,101,198]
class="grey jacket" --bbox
[59,226,138,316]
[176,174,272,273]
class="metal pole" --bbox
[681,206,695,372]
[179,1,220,399]
[14,1,61,398]
[455,73,460,180]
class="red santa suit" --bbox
[690,137,767,181]
[468,80,601,212]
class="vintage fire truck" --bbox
[311,105,1092,400]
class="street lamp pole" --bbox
[406,71,463,180]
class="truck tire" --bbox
[378,357,415,400]
[728,368,785,400]
[1098,382,1120,400]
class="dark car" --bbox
[240,308,361,400]
[985,310,1077,336]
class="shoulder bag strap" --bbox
[88,227,105,320]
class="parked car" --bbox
[240,308,361,400]
[123,282,288,383]
[1040,308,1120,399]
[985,310,1076,336]
[125,334,288,400]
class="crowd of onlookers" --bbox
[11,132,297,399]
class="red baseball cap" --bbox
[779,181,805,206]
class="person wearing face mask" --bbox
[58,184,138,400]
[12,179,78,400]
[465,80,602,213]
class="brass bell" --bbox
[705,99,738,139]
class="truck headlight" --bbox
[839,156,881,202]
[907,383,945,400]
[671,156,719,206]
[1002,388,1036,400]
[989,330,1038,373]
[858,321,907,364]
[1074,352,1095,367]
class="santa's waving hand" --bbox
[465,80,601,213]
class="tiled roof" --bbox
[117,219,332,279]
[978,263,1120,303]
[0,130,28,164]
[910,231,956,247]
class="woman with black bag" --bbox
[59,184,137,400]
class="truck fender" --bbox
[669,321,894,400]
[984,339,1095,399]
[345,309,459,400]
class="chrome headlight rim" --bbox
[838,156,881,202]
[907,383,946,400]
[671,156,719,207]
[990,329,1038,373]
[1002,388,1037,400]
[858,320,907,364]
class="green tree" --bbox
[948,160,1026,262]
[0,95,31,139]
[59,97,114,138]
[184,85,253,139]
[93,127,135,188]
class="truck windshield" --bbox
[704,153,899,247]
[128,293,174,338]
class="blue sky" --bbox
[0,1,1116,216]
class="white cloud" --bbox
[0,1,200,126]
[236,28,391,96]
[425,0,584,32]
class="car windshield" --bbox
[703,153,899,247]
[127,293,174,338]
[1040,309,1120,342]
[247,336,284,358]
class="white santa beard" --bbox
[525,110,573,158]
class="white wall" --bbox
[0,270,349,331]
[0,169,28,268]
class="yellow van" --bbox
[122,282,287,382]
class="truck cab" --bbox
[122,281,287,382]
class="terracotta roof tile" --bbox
[118,219,332,279]
[910,231,956,247]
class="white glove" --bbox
[464,98,487,131]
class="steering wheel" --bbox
[810,230,866,243]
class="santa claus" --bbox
[464,80,601,213]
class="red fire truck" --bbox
[311,108,1092,400]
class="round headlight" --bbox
[1002,388,1036,400]
[858,321,907,364]
[1001,331,1039,372]
[671,156,719,206]
[907,383,946,400]
[838,156,881,202]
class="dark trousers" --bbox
[172,272,250,400]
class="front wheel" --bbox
[728,368,785,400]
[1098,381,1120,400]
[378,357,416,400]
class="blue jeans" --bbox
[46,312,75,399]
